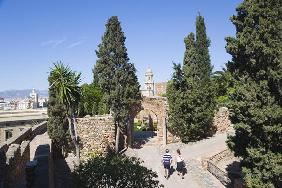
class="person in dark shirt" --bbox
[162,149,172,179]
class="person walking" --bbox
[162,149,172,179]
[176,149,185,179]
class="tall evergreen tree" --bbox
[47,86,70,158]
[226,0,282,187]
[183,33,198,79]
[196,14,212,80]
[167,15,215,142]
[93,16,141,152]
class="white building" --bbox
[29,88,38,109]
[38,98,47,108]
[18,99,31,110]
[141,68,155,97]
[0,97,11,110]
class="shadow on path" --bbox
[54,157,73,188]
[33,144,50,188]
[133,131,158,149]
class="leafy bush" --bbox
[134,121,158,132]
[73,153,162,188]
[133,121,142,132]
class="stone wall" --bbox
[201,149,232,186]
[0,119,47,143]
[202,149,244,187]
[0,121,47,188]
[140,97,168,144]
[213,107,232,133]
[76,115,115,159]
[155,82,167,97]
[5,141,30,188]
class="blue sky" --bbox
[0,0,242,91]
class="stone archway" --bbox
[135,109,158,131]
[128,96,168,146]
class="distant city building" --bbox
[141,68,155,97]
[9,100,18,110]
[0,89,47,111]
[38,98,47,108]
[0,97,12,110]
[16,89,41,110]
[18,99,31,110]
[30,88,39,109]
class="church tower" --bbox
[144,68,154,96]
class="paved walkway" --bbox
[29,132,53,188]
[125,133,228,188]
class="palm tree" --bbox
[49,62,81,163]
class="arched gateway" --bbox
[128,96,168,146]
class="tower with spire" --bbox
[141,68,155,97]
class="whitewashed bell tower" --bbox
[142,68,154,97]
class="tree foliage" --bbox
[195,14,212,80]
[211,69,234,107]
[167,15,215,142]
[48,62,81,162]
[78,83,106,117]
[226,0,282,187]
[49,63,81,111]
[47,84,71,158]
[93,16,141,151]
[73,153,161,188]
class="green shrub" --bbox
[73,153,162,188]
[133,121,142,132]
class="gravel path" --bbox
[125,133,227,188]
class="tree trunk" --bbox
[67,116,80,165]
[73,116,78,140]
[72,117,80,161]
[115,126,120,153]
[127,117,133,148]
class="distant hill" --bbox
[0,89,48,100]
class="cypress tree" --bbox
[183,33,197,79]
[196,14,212,80]
[93,16,141,152]
[47,77,70,158]
[167,16,215,142]
[226,0,282,187]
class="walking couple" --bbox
[162,149,185,179]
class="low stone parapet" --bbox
[0,121,47,188]
[203,149,244,187]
